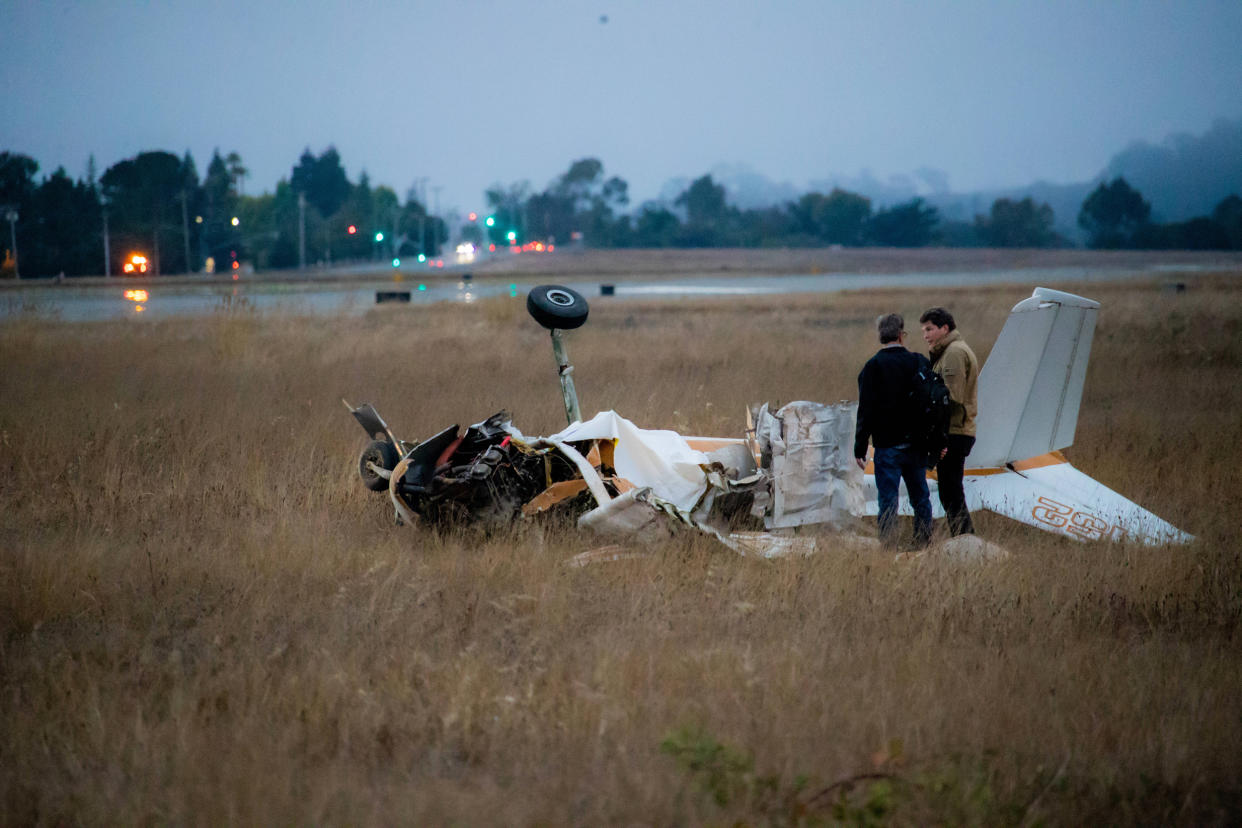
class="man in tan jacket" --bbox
[920,307,979,536]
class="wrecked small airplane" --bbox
[345,284,1192,555]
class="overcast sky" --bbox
[4,0,1240,214]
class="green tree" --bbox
[975,197,1057,247]
[1211,194,1242,249]
[791,188,872,245]
[868,198,939,247]
[291,147,350,219]
[557,158,605,209]
[253,181,301,269]
[1078,177,1151,249]
[1132,216,1231,250]
[225,151,248,195]
[676,174,727,225]
[0,152,39,207]
[484,181,531,246]
[178,151,204,272]
[525,189,574,243]
[0,152,39,277]
[936,220,986,247]
[369,184,403,258]
[201,150,242,271]
[100,150,187,275]
[633,204,681,247]
[736,206,797,247]
[674,175,732,246]
[524,158,630,246]
[29,168,102,276]
[335,172,376,259]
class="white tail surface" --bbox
[968,459,1194,545]
[971,288,1100,468]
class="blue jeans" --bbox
[873,444,932,549]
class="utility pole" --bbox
[412,176,429,256]
[152,218,161,277]
[4,209,18,279]
[432,185,442,254]
[298,192,306,270]
[181,191,192,273]
[102,202,111,277]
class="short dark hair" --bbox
[919,307,956,331]
[876,313,904,344]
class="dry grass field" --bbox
[2,268,1241,824]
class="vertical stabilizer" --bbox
[971,288,1099,467]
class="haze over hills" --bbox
[667,117,1242,242]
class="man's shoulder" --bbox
[865,346,897,364]
[945,337,978,365]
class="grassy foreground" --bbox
[2,274,1240,824]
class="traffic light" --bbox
[485,216,495,227]
[374,231,384,242]
[347,225,357,235]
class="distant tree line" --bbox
[0,148,445,278]
[482,160,949,250]
[479,161,1241,253]
[3,150,1242,278]
[1076,177,1242,250]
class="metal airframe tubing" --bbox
[550,329,582,425]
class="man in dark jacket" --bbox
[854,313,933,549]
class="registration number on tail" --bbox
[1031,497,1127,541]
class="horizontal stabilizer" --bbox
[966,458,1193,545]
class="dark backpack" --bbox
[910,354,951,467]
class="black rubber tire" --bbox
[359,440,400,492]
[526,284,589,330]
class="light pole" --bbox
[412,176,429,256]
[4,209,18,279]
[103,203,111,275]
[297,192,306,270]
[432,185,443,257]
[101,197,111,277]
[181,190,192,273]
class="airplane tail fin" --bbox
[970,288,1100,468]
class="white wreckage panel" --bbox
[755,401,864,530]
[552,403,863,556]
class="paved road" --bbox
[0,261,1228,322]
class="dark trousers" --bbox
[936,434,976,536]
[873,444,932,549]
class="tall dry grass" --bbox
[2,275,1240,824]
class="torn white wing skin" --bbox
[548,410,709,510]
[966,460,1193,545]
